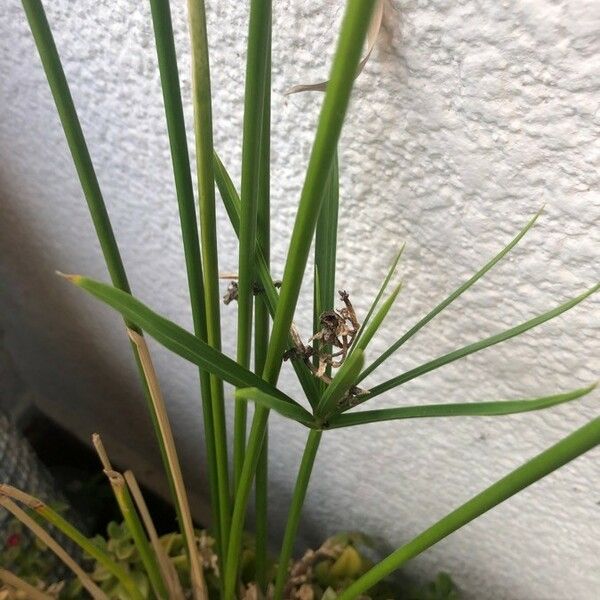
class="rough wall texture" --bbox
[1,1,599,598]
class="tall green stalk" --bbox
[20,0,187,548]
[254,32,272,593]
[224,3,378,597]
[235,0,273,493]
[187,0,231,559]
[106,474,167,599]
[272,150,339,598]
[273,429,322,600]
[313,151,339,390]
[261,1,375,386]
[337,416,600,599]
[147,0,222,561]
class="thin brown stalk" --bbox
[0,485,44,508]
[0,485,142,600]
[0,498,108,600]
[127,329,207,600]
[91,434,166,599]
[124,471,185,600]
[0,569,55,600]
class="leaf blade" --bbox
[351,244,405,352]
[64,275,302,410]
[327,384,597,428]
[354,283,402,354]
[337,414,600,599]
[362,282,599,403]
[359,209,543,383]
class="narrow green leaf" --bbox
[214,151,241,231]
[359,209,543,383]
[353,283,402,354]
[64,275,302,409]
[213,152,277,317]
[316,349,365,419]
[337,415,600,599]
[351,243,405,352]
[362,282,599,403]
[236,388,314,426]
[326,384,597,429]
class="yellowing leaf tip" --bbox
[55,270,82,284]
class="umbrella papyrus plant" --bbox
[8,0,599,598]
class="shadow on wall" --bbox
[0,173,167,502]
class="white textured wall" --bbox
[1,1,599,598]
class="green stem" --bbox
[234,0,272,492]
[270,150,338,600]
[148,0,222,561]
[187,0,231,558]
[261,1,376,386]
[21,0,187,554]
[313,151,339,392]
[273,430,322,600]
[225,407,270,600]
[338,416,600,599]
[254,428,269,590]
[21,0,127,291]
[254,28,272,593]
[225,3,377,595]
[110,479,167,599]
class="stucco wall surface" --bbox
[1,1,599,598]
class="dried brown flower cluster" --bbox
[286,290,360,382]
[223,282,368,408]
